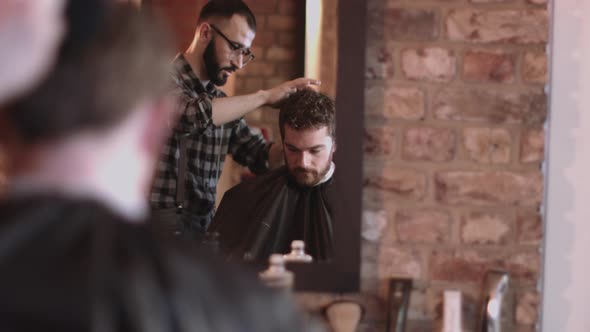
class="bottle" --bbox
[442,290,462,332]
[283,240,313,263]
[258,254,294,290]
[480,270,509,332]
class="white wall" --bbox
[542,0,590,331]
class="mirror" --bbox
[143,0,364,292]
[209,0,339,264]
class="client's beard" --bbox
[288,162,332,187]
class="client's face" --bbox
[283,125,335,187]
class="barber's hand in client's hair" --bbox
[263,77,321,108]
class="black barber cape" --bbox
[0,194,308,332]
[210,166,334,262]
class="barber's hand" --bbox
[263,78,320,107]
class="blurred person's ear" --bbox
[0,0,65,103]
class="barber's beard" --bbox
[203,40,237,86]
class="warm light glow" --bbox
[305,0,323,79]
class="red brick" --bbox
[253,30,275,47]
[256,16,266,29]
[522,51,548,83]
[430,249,540,282]
[364,126,396,159]
[237,61,275,77]
[402,127,456,162]
[508,251,541,280]
[385,86,426,121]
[364,167,427,203]
[463,127,512,164]
[435,171,543,206]
[446,9,548,44]
[278,0,298,15]
[433,87,547,125]
[516,212,542,245]
[463,50,516,83]
[516,291,540,325]
[396,210,451,244]
[248,0,278,15]
[365,46,395,80]
[265,77,290,89]
[366,2,385,42]
[378,245,424,279]
[266,46,296,61]
[366,83,426,121]
[243,77,265,93]
[461,211,511,244]
[275,64,300,80]
[520,127,545,163]
[277,32,298,47]
[267,15,297,31]
[249,46,264,60]
[431,250,481,282]
[385,8,439,41]
[401,47,456,82]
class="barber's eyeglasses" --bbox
[209,24,255,66]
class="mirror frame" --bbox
[287,0,366,292]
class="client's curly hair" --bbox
[278,89,335,140]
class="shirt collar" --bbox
[315,162,335,186]
[173,54,219,95]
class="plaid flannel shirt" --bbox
[150,55,271,223]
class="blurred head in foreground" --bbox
[2,0,174,219]
[0,0,65,103]
[0,2,323,332]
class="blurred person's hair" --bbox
[5,1,173,144]
[198,0,256,32]
[278,89,336,140]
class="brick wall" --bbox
[236,0,304,140]
[361,0,548,330]
[148,0,206,51]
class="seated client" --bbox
[210,89,336,262]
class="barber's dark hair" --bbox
[278,89,336,140]
[198,0,257,32]
[6,1,173,143]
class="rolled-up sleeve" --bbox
[174,91,215,134]
[228,119,272,174]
